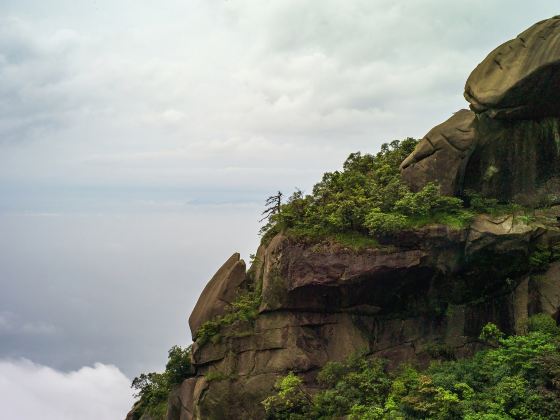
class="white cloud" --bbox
[0,359,133,420]
[3,0,558,192]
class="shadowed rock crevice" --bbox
[463,116,560,203]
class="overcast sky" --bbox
[1,1,559,418]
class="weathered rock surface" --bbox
[166,378,202,420]
[462,116,560,203]
[535,261,560,319]
[401,17,560,202]
[169,212,560,419]
[465,16,560,120]
[465,213,544,256]
[400,109,477,195]
[258,232,458,313]
[188,253,246,339]
[404,112,560,202]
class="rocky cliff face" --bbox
[171,211,560,419]
[127,17,560,420]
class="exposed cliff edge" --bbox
[169,214,560,419]
[127,17,560,420]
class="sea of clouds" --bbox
[0,359,133,419]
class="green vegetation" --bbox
[262,315,560,419]
[196,291,261,345]
[284,229,381,250]
[258,139,549,247]
[260,139,476,244]
[131,345,193,420]
[262,372,313,418]
[529,245,560,271]
[206,370,236,382]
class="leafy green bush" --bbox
[165,345,193,385]
[529,245,560,272]
[464,190,500,213]
[263,316,560,419]
[479,322,504,346]
[315,355,391,418]
[394,183,463,217]
[364,209,409,235]
[260,139,417,238]
[262,372,311,420]
[527,313,560,335]
[131,345,193,420]
[196,291,261,345]
[260,139,484,243]
[131,372,170,419]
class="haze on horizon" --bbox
[0,1,558,418]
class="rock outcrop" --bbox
[400,109,477,196]
[401,16,560,203]
[188,253,247,338]
[172,211,560,420]
[465,16,560,120]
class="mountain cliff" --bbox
[127,17,560,420]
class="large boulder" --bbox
[188,253,246,338]
[465,16,560,120]
[400,109,477,195]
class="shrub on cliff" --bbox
[258,139,415,238]
[363,209,409,235]
[260,138,479,243]
[131,345,193,419]
[263,314,560,420]
[262,372,311,419]
[196,290,261,345]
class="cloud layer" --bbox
[0,359,133,420]
[2,1,558,193]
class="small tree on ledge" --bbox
[260,191,283,223]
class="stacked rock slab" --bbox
[401,16,560,203]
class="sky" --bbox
[0,1,559,418]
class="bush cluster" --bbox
[261,139,474,243]
[131,345,193,419]
[529,245,560,271]
[263,314,560,419]
[196,291,261,345]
